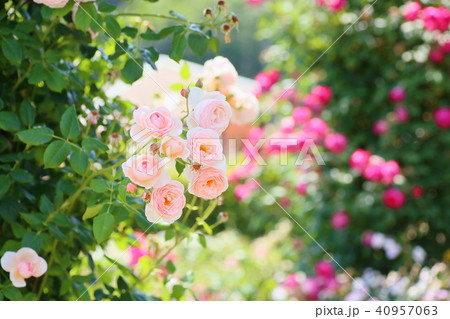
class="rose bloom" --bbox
[35,0,68,8]
[203,56,238,92]
[315,260,335,279]
[280,117,295,133]
[331,210,350,230]
[305,118,329,137]
[394,105,410,123]
[389,86,406,103]
[122,154,169,189]
[185,166,229,200]
[311,85,333,105]
[292,106,312,124]
[1,248,47,287]
[161,136,190,160]
[327,0,347,12]
[324,133,347,154]
[303,277,320,300]
[187,87,232,135]
[404,2,422,21]
[429,47,445,63]
[383,188,406,210]
[380,160,401,185]
[363,156,385,182]
[187,127,224,167]
[145,181,186,224]
[372,119,389,135]
[304,93,325,113]
[411,185,424,198]
[422,6,450,32]
[434,107,450,129]
[349,148,371,173]
[130,106,182,142]
[295,182,308,196]
[255,69,280,92]
[234,183,253,201]
[227,86,260,125]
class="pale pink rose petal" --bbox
[1,252,18,272]
[41,0,69,8]
[32,257,48,277]
[16,247,39,263]
[10,270,26,288]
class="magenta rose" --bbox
[331,210,350,230]
[404,1,422,21]
[434,107,450,129]
[382,188,406,209]
[324,133,347,154]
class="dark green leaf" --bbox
[104,16,121,38]
[16,127,54,145]
[121,58,143,84]
[1,38,23,65]
[0,175,11,199]
[60,106,81,139]
[166,260,176,273]
[171,285,185,300]
[39,195,55,214]
[188,33,208,57]
[93,213,115,243]
[175,160,185,177]
[11,168,33,183]
[45,68,67,92]
[90,179,110,193]
[28,63,46,85]
[2,287,22,301]
[0,112,21,131]
[122,26,138,38]
[169,32,187,63]
[19,100,35,127]
[208,37,219,53]
[98,2,117,12]
[70,148,88,175]
[43,140,71,168]
[165,228,175,241]
[82,137,109,151]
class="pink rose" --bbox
[255,69,280,92]
[434,107,450,129]
[380,160,401,185]
[130,106,182,142]
[303,277,320,300]
[361,231,374,247]
[328,0,347,12]
[394,105,409,123]
[203,56,238,92]
[185,166,228,200]
[280,117,296,133]
[349,149,371,173]
[122,154,170,189]
[372,119,389,135]
[305,118,329,137]
[126,183,137,193]
[234,184,253,201]
[324,133,347,154]
[383,188,406,209]
[292,106,312,124]
[161,136,190,160]
[315,260,335,279]
[295,182,308,196]
[422,7,450,32]
[282,273,300,290]
[404,2,421,21]
[411,185,424,198]
[187,127,224,168]
[304,93,325,113]
[37,0,69,8]
[145,180,185,224]
[1,248,47,288]
[429,47,445,63]
[311,85,333,105]
[363,155,385,182]
[389,86,406,103]
[187,87,232,135]
[331,210,350,230]
[227,86,260,125]
[246,0,265,5]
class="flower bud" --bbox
[231,15,239,25]
[217,211,228,223]
[126,183,137,193]
[195,79,203,88]
[221,23,231,33]
[181,88,189,98]
[150,143,160,153]
[217,1,226,8]
[203,8,213,18]
[142,191,151,202]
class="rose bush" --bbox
[0,0,239,300]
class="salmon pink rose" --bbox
[145,181,186,224]
[203,56,238,92]
[187,87,232,135]
[185,166,228,200]
[130,106,182,142]
[37,0,69,8]
[1,247,47,288]
[187,127,224,166]
[122,154,169,189]
[161,136,190,160]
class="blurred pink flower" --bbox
[292,106,312,124]
[311,85,333,105]
[411,185,424,198]
[305,118,329,137]
[394,105,410,123]
[282,273,300,290]
[404,2,422,21]
[383,188,406,210]
[304,93,325,113]
[429,47,445,63]
[295,182,308,196]
[389,86,406,103]
[331,210,350,230]
[315,261,335,279]
[324,133,347,154]
[422,7,450,32]
[349,149,371,173]
[255,69,280,92]
[234,183,253,201]
[372,119,389,135]
[280,117,296,133]
[302,277,320,300]
[246,0,265,6]
[434,107,450,129]
[361,231,374,247]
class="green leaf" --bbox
[1,38,23,65]
[70,148,88,175]
[48,223,66,239]
[52,1,74,16]
[104,16,121,38]
[198,234,207,248]
[98,2,117,13]
[16,127,54,145]
[83,204,104,220]
[171,285,185,300]
[175,160,185,177]
[82,137,109,151]
[169,32,187,63]
[28,63,46,85]
[208,37,219,53]
[140,28,160,41]
[188,33,208,57]
[166,260,176,273]
[180,62,190,81]
[45,68,67,92]
[89,179,110,193]
[0,112,21,131]
[121,58,143,84]
[75,2,94,31]
[22,232,44,252]
[43,140,71,168]
[93,213,115,243]
[19,100,35,127]
[39,195,55,214]
[165,228,175,241]
[10,168,33,183]
[0,175,11,199]
[169,83,184,91]
[60,106,81,139]
[2,287,22,301]
[122,26,138,38]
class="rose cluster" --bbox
[122,70,233,224]
[203,56,260,125]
